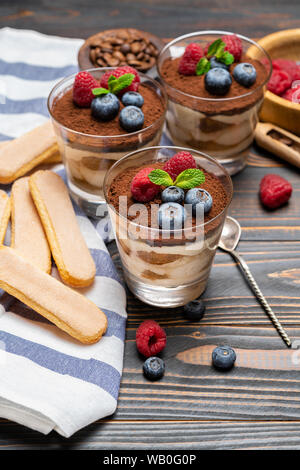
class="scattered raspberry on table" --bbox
[260,174,292,209]
[136,320,166,357]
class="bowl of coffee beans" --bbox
[78,28,164,76]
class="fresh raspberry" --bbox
[163,151,197,181]
[204,34,242,62]
[100,66,140,95]
[178,43,204,75]
[282,84,300,103]
[72,71,99,107]
[130,167,160,202]
[267,69,292,95]
[260,174,292,209]
[222,34,243,62]
[136,320,166,357]
[272,59,300,81]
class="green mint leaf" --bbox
[215,43,225,60]
[174,169,205,189]
[92,87,110,97]
[207,38,224,57]
[219,51,234,65]
[148,169,174,187]
[109,73,135,95]
[196,57,211,75]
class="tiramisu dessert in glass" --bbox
[104,146,233,307]
[48,66,167,216]
[158,31,272,175]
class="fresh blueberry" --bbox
[212,346,236,370]
[185,188,213,215]
[233,63,257,87]
[183,299,206,321]
[119,105,144,132]
[209,56,229,70]
[143,357,165,381]
[161,186,185,204]
[121,91,144,108]
[158,202,187,230]
[91,93,120,121]
[204,68,232,95]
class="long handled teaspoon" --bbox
[218,216,291,347]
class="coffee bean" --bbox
[131,41,141,54]
[106,56,120,67]
[120,43,131,54]
[96,58,106,66]
[128,59,142,67]
[126,53,136,61]
[90,49,97,63]
[110,38,124,46]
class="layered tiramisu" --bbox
[48,66,166,215]
[158,32,271,175]
[105,147,232,307]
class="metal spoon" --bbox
[218,216,291,347]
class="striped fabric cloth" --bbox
[0,28,127,437]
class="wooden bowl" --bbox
[249,29,300,136]
[78,28,165,77]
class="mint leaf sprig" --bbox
[92,73,134,97]
[196,39,234,76]
[148,168,205,190]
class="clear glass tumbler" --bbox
[104,146,233,307]
[48,68,167,217]
[157,31,272,175]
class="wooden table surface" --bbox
[1,0,300,451]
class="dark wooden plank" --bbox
[104,240,300,423]
[1,0,300,39]
[3,420,300,449]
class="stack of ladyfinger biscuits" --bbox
[0,127,107,344]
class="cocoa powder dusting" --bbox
[160,55,268,115]
[107,162,228,233]
[51,83,164,136]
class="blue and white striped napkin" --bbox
[0,27,127,437]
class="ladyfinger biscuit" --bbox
[0,246,107,344]
[0,121,60,184]
[0,139,61,165]
[11,177,51,273]
[29,170,96,287]
[0,191,10,244]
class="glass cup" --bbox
[48,68,167,217]
[157,31,272,175]
[104,146,233,307]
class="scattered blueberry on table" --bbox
[183,299,206,321]
[143,357,165,381]
[212,346,236,370]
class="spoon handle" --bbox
[231,250,292,348]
